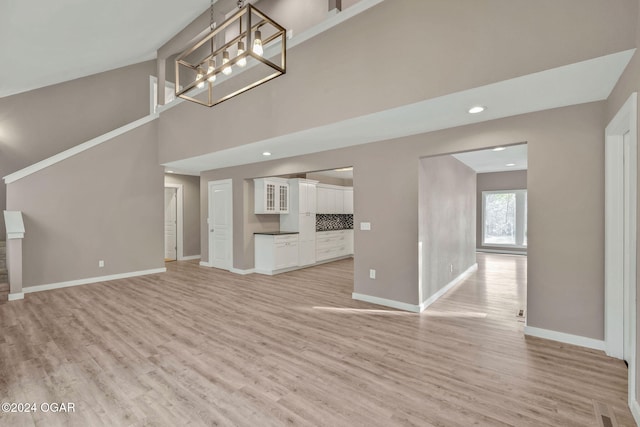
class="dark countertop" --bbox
[316,227,354,232]
[254,231,299,235]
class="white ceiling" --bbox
[0,0,212,98]
[163,49,634,174]
[452,144,528,173]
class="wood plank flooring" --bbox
[0,253,634,426]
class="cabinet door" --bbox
[306,183,317,214]
[298,183,308,213]
[286,242,298,267]
[299,214,316,241]
[298,240,316,266]
[274,243,289,269]
[317,187,329,214]
[278,184,289,213]
[334,189,344,214]
[344,189,354,214]
[265,182,277,213]
[326,189,336,213]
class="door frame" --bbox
[604,92,637,410]
[207,179,233,271]
[165,183,184,261]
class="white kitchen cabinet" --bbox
[280,179,318,267]
[255,233,299,274]
[316,230,352,261]
[343,188,354,214]
[254,178,289,214]
[334,189,344,214]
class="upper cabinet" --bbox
[317,184,353,214]
[254,178,289,214]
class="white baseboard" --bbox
[179,255,201,261]
[22,268,167,294]
[199,261,212,267]
[230,268,255,275]
[524,325,605,351]
[477,248,527,255]
[419,263,478,312]
[352,293,420,313]
[8,292,24,301]
[630,397,640,426]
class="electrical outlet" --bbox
[369,269,376,279]
[360,222,371,231]
[98,260,105,268]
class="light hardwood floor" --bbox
[0,254,634,426]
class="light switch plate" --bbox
[360,222,371,231]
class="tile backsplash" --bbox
[316,214,353,231]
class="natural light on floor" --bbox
[312,307,488,318]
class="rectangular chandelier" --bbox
[175,4,286,107]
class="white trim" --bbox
[524,326,605,351]
[230,268,255,275]
[352,293,420,313]
[22,268,166,294]
[164,183,184,261]
[6,232,24,240]
[199,261,212,267]
[208,179,234,272]
[8,292,24,301]
[180,255,201,261]
[605,92,638,416]
[477,248,527,255]
[3,211,25,239]
[631,398,640,426]
[3,114,159,184]
[419,263,478,312]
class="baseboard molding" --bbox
[477,248,527,255]
[179,255,201,261]
[8,292,24,301]
[419,263,478,312]
[230,268,255,275]
[352,293,420,313]
[524,325,605,351]
[199,261,212,267]
[22,268,167,294]
[630,397,640,426]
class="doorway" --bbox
[605,92,637,406]
[164,184,184,261]
[208,179,233,271]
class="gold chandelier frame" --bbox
[175,4,286,107]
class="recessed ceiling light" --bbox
[492,147,506,152]
[262,152,272,156]
[505,163,516,167]
[167,170,175,173]
[468,106,485,114]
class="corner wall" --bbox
[419,155,476,303]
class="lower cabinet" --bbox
[255,234,299,275]
[316,230,354,262]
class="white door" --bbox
[209,180,233,270]
[164,187,177,260]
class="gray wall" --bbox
[165,173,201,258]
[476,170,528,252]
[419,155,476,303]
[201,101,607,341]
[158,0,635,165]
[0,60,156,237]
[5,121,164,288]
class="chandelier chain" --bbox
[237,0,244,9]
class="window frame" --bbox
[481,189,528,249]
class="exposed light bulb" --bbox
[207,59,216,83]
[237,41,247,67]
[222,51,232,75]
[196,68,205,89]
[253,30,263,56]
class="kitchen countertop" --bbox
[316,228,354,232]
[254,231,299,235]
